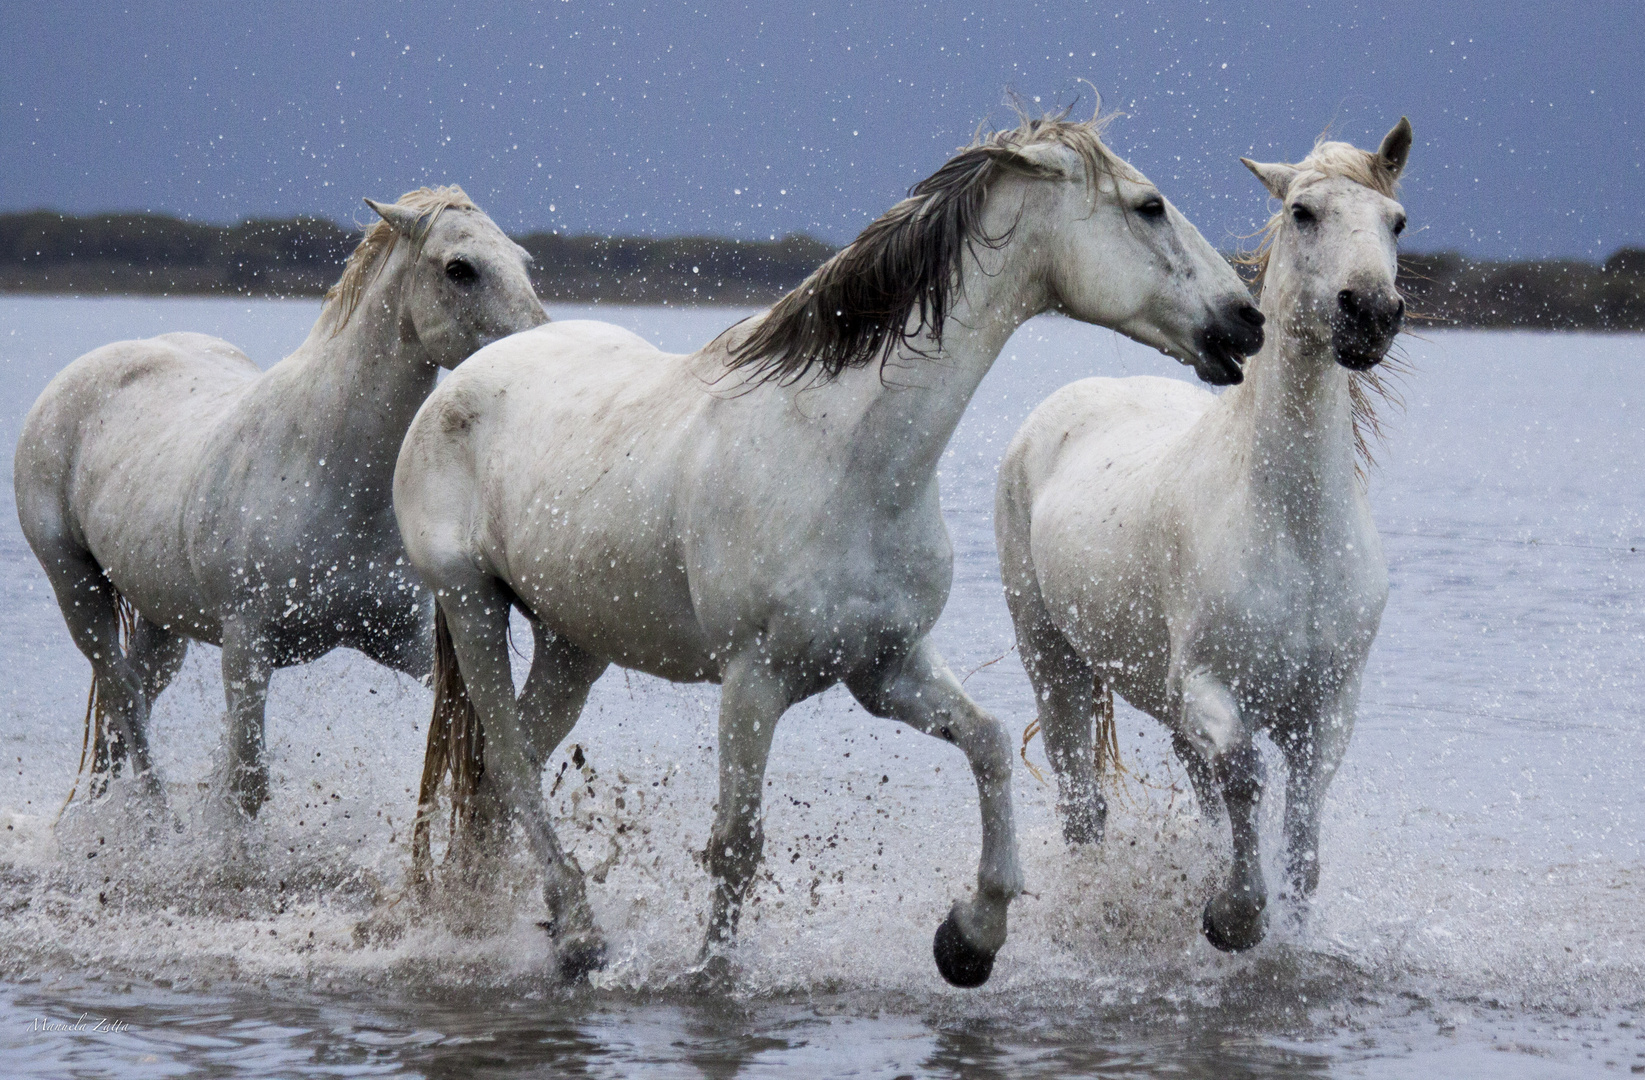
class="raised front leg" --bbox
[1175,666,1267,952]
[1170,731,1224,824]
[849,638,1023,988]
[219,617,273,818]
[436,580,605,981]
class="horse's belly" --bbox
[510,554,715,682]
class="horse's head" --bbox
[357,187,546,368]
[1012,131,1265,386]
[1241,118,1411,370]
[723,109,1262,388]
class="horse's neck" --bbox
[842,252,1044,493]
[271,255,438,491]
[1222,313,1359,537]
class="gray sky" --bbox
[4,1,1641,258]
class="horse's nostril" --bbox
[1238,305,1265,328]
[1337,289,1358,313]
[1394,297,1406,318]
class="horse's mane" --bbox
[323,185,479,335]
[1237,139,1409,474]
[725,106,1134,386]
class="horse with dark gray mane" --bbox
[393,108,1265,987]
[14,186,545,821]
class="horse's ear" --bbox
[1376,116,1413,179]
[364,197,427,239]
[1007,141,1079,179]
[1242,159,1300,201]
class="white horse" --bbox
[14,186,545,818]
[393,110,1265,986]
[996,118,1412,952]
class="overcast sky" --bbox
[4,1,1641,258]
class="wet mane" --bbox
[1237,138,1408,474]
[726,107,1134,386]
[322,185,478,334]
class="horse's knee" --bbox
[950,711,1013,782]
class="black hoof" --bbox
[933,912,995,988]
[1202,899,1266,953]
[1059,797,1107,846]
[556,939,608,984]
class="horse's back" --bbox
[1002,375,1212,512]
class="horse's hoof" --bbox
[556,938,607,984]
[1058,798,1107,846]
[933,911,996,988]
[685,950,736,992]
[226,767,269,820]
[1202,897,1267,953]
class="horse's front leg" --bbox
[219,616,273,818]
[1275,693,1356,909]
[699,652,788,974]
[848,638,1023,988]
[1176,666,1267,952]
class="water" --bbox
[1,297,1641,1077]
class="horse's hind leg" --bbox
[516,616,607,771]
[35,544,160,803]
[1009,579,1105,843]
[848,638,1022,989]
[435,576,605,981]
[129,613,188,713]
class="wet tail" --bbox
[56,591,137,822]
[411,604,486,892]
[1019,673,1121,784]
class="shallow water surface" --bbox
[0,298,1641,1077]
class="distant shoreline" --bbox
[4,211,1643,331]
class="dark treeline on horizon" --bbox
[3,210,1644,331]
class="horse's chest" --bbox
[1214,535,1385,686]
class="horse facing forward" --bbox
[996,118,1412,951]
[394,108,1265,987]
[14,186,545,819]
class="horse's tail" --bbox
[56,590,137,822]
[411,604,486,893]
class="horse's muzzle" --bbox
[1332,288,1403,370]
[1193,301,1265,386]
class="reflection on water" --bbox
[1,299,1642,1077]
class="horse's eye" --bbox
[445,259,477,283]
[1290,203,1316,225]
[1392,215,1407,237]
[1136,197,1166,220]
